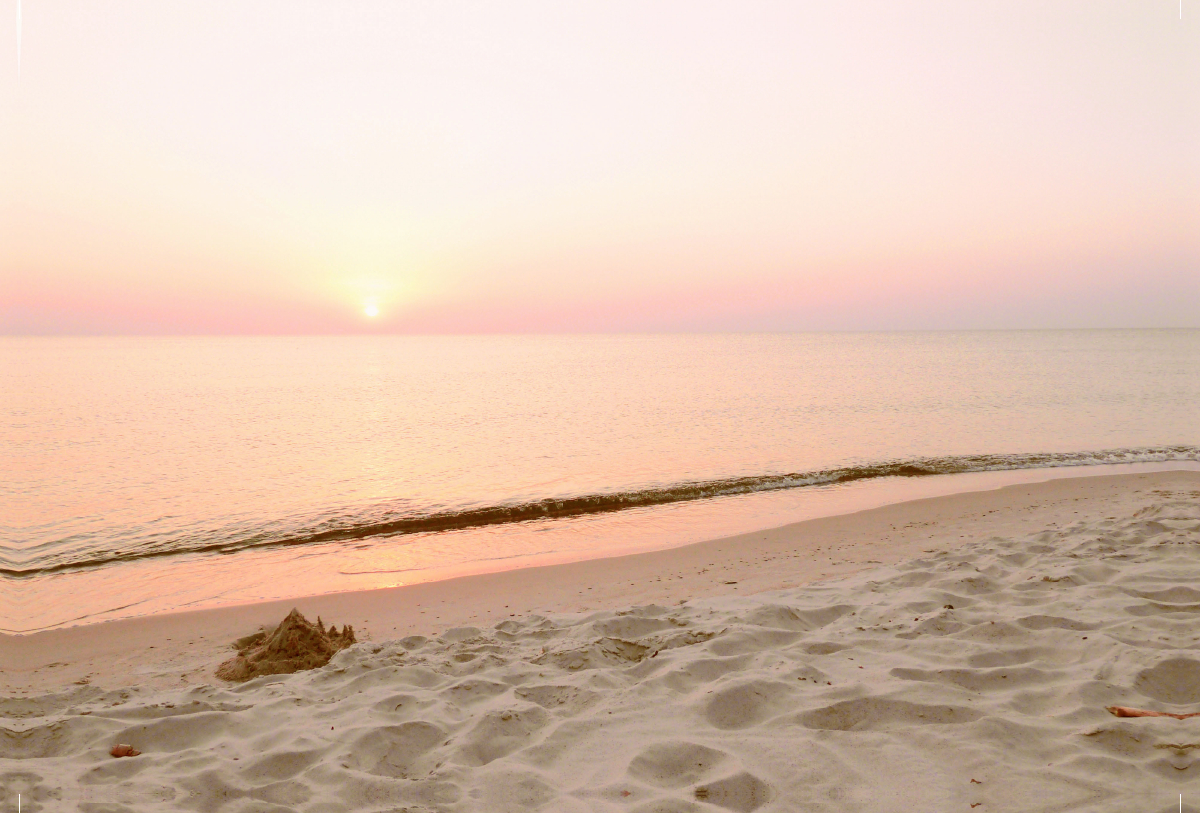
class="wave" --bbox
[4,445,1197,578]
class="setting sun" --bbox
[363,303,379,318]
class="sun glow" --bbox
[363,302,379,318]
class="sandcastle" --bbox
[216,608,356,681]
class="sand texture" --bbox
[3,474,1199,811]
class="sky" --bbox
[1,1,1197,334]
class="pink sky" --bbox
[2,1,1197,333]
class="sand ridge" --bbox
[2,478,1198,810]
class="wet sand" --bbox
[3,471,1192,693]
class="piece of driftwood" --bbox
[1106,706,1200,720]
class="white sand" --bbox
[2,470,1199,810]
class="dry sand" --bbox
[2,470,1199,811]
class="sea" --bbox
[3,330,1198,633]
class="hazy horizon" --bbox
[3,1,1198,335]
[5,328,1200,339]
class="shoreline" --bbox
[8,459,1198,634]
[4,468,1196,696]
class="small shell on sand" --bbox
[110,744,141,757]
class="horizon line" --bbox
[3,327,1199,339]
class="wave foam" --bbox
[5,445,1196,578]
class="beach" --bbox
[8,1,1197,808]
[4,469,1198,810]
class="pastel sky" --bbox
[2,1,1197,334]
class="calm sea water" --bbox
[4,331,1198,631]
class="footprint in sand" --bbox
[514,684,599,715]
[454,707,550,766]
[1135,658,1200,705]
[693,771,775,812]
[627,741,730,788]
[703,679,795,730]
[443,677,510,706]
[797,696,982,731]
[345,721,447,778]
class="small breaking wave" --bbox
[3,445,1197,578]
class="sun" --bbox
[363,302,380,318]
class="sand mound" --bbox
[215,608,355,682]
